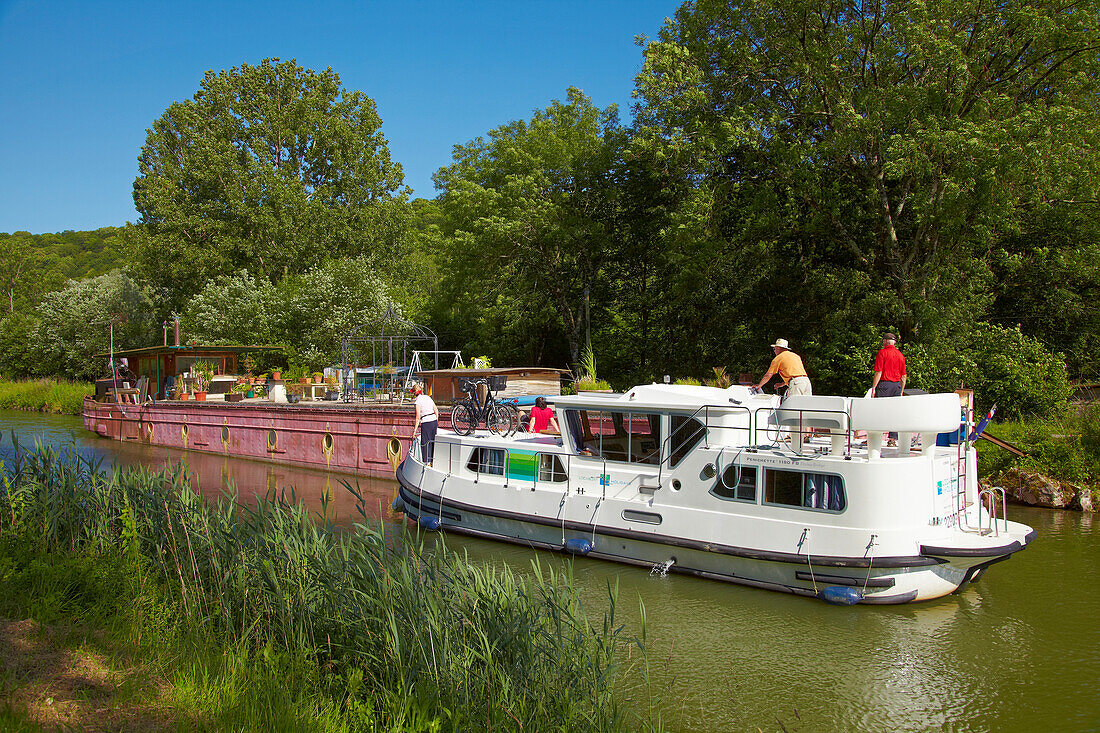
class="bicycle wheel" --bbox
[451,402,477,436]
[505,403,522,434]
[487,403,515,436]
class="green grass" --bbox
[0,379,93,415]
[0,440,651,731]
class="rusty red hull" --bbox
[82,397,449,477]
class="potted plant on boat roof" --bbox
[269,366,283,381]
[574,345,611,393]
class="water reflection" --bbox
[2,411,1098,732]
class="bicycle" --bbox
[451,377,516,436]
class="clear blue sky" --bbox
[0,0,680,234]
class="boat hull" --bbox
[82,397,442,477]
[395,462,1032,604]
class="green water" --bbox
[2,411,1097,732]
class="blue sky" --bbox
[0,0,680,234]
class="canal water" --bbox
[1,411,1097,732]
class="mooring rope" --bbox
[862,534,878,594]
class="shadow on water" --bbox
[2,411,1098,732]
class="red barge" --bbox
[82,397,438,478]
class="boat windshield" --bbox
[564,409,661,465]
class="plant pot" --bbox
[246,390,255,398]
[325,390,339,401]
[300,378,310,384]
[194,391,207,401]
[270,371,282,381]
[287,394,302,404]
[225,393,244,403]
[313,376,323,384]
[178,393,191,401]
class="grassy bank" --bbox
[977,403,1100,487]
[0,442,651,731]
[0,379,93,415]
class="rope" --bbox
[799,529,818,593]
[862,534,878,594]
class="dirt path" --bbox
[0,619,181,731]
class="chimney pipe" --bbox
[173,315,181,347]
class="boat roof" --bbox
[548,383,767,411]
[94,344,283,359]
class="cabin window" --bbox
[539,454,567,482]
[763,470,846,512]
[467,447,505,476]
[669,415,706,467]
[712,464,757,502]
[566,410,661,465]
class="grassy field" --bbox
[0,379,93,415]
[0,444,653,731]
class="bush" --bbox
[977,404,1100,485]
[907,324,1071,418]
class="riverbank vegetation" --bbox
[0,443,649,730]
[978,404,1100,489]
[0,379,91,415]
[2,3,1098,422]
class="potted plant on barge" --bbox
[193,361,215,401]
[325,372,339,401]
[574,345,611,393]
[286,383,304,404]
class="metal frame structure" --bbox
[340,305,439,401]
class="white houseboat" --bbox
[394,385,1035,604]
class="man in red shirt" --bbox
[871,332,907,398]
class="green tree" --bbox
[131,57,408,313]
[634,0,1100,341]
[0,313,42,377]
[433,88,625,366]
[35,271,158,380]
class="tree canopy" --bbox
[131,58,408,312]
[634,0,1100,341]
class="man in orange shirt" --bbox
[754,338,812,399]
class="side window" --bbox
[466,448,505,476]
[538,454,567,482]
[669,415,706,467]
[712,464,757,502]
[763,470,846,512]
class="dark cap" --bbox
[883,332,897,341]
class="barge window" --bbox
[622,509,662,525]
[764,470,846,512]
[539,454,567,482]
[712,464,757,502]
[669,415,706,467]
[467,448,505,476]
[566,410,661,465]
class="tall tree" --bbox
[131,58,408,313]
[433,88,625,365]
[634,0,1100,341]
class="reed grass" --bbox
[0,378,93,415]
[0,438,647,730]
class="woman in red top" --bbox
[527,397,560,433]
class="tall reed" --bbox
[0,438,645,730]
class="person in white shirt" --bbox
[411,383,438,466]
